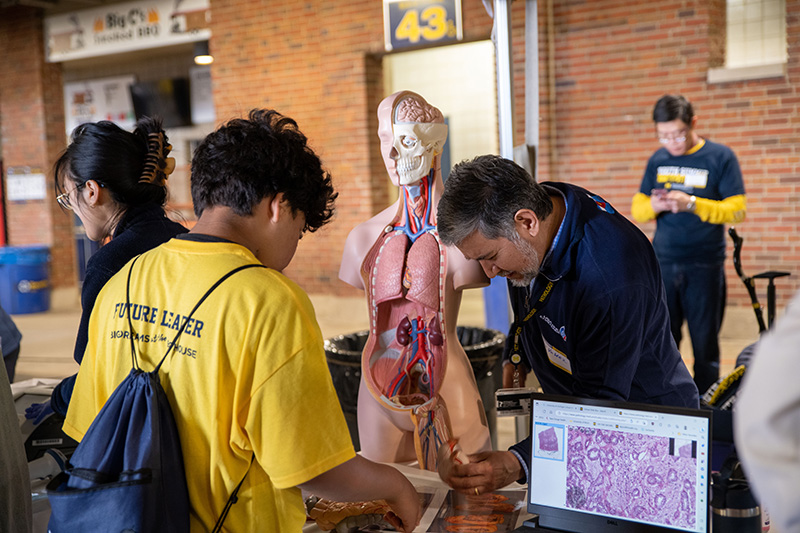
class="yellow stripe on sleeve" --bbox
[694,194,747,224]
[631,192,656,223]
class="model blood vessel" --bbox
[339,91,491,470]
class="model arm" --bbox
[339,205,399,290]
[447,246,490,291]
[734,289,800,533]
[339,228,370,290]
[299,455,421,532]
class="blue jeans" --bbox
[659,260,726,394]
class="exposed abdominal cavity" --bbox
[360,173,451,469]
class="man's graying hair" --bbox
[437,154,553,246]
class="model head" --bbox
[652,94,698,157]
[377,91,447,187]
[190,108,336,234]
[53,116,173,241]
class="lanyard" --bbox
[509,279,556,386]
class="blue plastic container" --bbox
[0,245,51,314]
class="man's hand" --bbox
[665,190,694,213]
[438,450,523,495]
[502,362,528,389]
[650,189,674,214]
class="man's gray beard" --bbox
[508,237,540,288]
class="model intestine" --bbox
[339,91,491,470]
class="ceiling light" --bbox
[193,41,213,65]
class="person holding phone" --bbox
[631,94,747,394]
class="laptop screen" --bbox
[528,393,711,533]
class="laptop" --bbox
[514,393,711,533]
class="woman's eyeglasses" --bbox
[56,183,85,210]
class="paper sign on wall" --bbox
[64,75,137,137]
[6,168,47,202]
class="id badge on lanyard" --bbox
[495,280,556,417]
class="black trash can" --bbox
[323,332,364,450]
[323,326,506,451]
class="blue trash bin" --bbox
[0,246,51,314]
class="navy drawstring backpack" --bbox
[47,257,262,532]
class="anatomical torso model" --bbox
[339,91,491,470]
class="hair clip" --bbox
[139,132,175,185]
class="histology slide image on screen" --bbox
[537,425,698,529]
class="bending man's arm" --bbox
[298,455,421,533]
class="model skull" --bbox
[391,122,448,185]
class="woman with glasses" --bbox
[26,117,188,422]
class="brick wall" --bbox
[531,0,800,314]
[209,0,499,296]
[211,0,368,295]
[2,0,797,312]
[0,7,75,288]
[207,0,799,309]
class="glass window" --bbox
[726,0,787,68]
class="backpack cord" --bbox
[124,258,265,529]
[212,453,255,533]
[124,255,144,370]
[154,263,266,373]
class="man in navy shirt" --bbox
[435,154,698,495]
[632,95,746,393]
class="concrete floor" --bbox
[10,285,761,451]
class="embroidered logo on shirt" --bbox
[587,193,615,214]
[539,314,567,341]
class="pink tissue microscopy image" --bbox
[539,426,560,452]
[565,427,697,529]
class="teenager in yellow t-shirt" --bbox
[64,109,421,532]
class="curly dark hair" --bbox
[190,109,337,233]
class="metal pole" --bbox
[483,0,514,335]
[494,0,514,161]
[526,0,539,165]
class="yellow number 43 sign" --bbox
[384,0,462,51]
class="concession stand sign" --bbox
[384,0,462,51]
[44,0,211,62]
